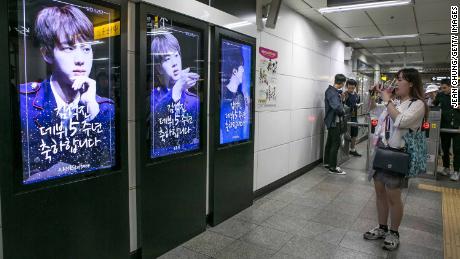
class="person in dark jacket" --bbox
[432,79,460,180]
[324,74,347,174]
[344,79,362,156]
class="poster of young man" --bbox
[15,0,120,184]
[147,15,202,158]
[219,39,252,145]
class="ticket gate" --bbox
[424,107,441,178]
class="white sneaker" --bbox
[329,167,346,175]
[439,168,451,176]
[450,172,459,181]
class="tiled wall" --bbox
[253,4,352,190]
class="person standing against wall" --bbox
[344,79,362,157]
[432,79,460,181]
[323,74,347,175]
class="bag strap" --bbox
[384,114,391,140]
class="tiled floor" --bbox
[158,144,449,259]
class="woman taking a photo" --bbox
[364,68,428,251]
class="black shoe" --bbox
[350,150,362,157]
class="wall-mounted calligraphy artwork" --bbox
[257,47,278,108]
[219,39,252,145]
[15,0,120,184]
[147,15,202,158]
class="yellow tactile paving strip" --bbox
[418,183,460,259]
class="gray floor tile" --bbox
[277,203,323,221]
[262,213,309,235]
[398,226,443,251]
[182,231,235,257]
[404,196,441,211]
[270,251,304,259]
[387,242,443,259]
[291,195,331,209]
[400,214,443,237]
[158,246,212,259]
[333,247,385,259]
[252,198,289,214]
[313,226,348,245]
[266,190,303,203]
[241,225,294,251]
[324,200,366,217]
[305,188,341,201]
[404,202,442,224]
[279,235,338,259]
[311,209,358,229]
[209,217,259,239]
[407,188,442,201]
[339,231,389,258]
[333,191,372,206]
[214,240,277,259]
[235,207,274,224]
[296,221,334,238]
[357,201,379,221]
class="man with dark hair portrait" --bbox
[150,32,200,158]
[220,41,249,144]
[18,5,115,183]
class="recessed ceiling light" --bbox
[317,0,412,14]
[354,34,418,41]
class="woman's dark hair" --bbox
[396,68,429,119]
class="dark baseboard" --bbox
[130,248,141,259]
[253,159,322,199]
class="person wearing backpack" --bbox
[364,68,428,251]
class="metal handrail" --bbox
[439,128,460,134]
[347,122,369,127]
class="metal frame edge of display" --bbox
[1,0,130,258]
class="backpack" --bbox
[403,100,428,177]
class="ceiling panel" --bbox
[424,55,450,63]
[357,40,390,48]
[415,0,457,22]
[418,20,450,35]
[386,37,420,47]
[324,10,374,27]
[422,44,450,52]
[377,21,418,36]
[302,0,327,8]
[420,35,450,44]
[366,6,415,25]
[341,26,380,38]
[284,0,311,10]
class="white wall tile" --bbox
[292,45,313,79]
[256,144,290,189]
[257,110,291,151]
[289,137,313,172]
[290,109,312,141]
[291,78,314,110]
